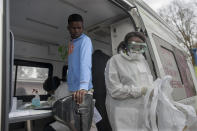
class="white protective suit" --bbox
[105,51,153,131]
[144,76,197,131]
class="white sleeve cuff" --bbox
[79,82,89,90]
[129,85,142,98]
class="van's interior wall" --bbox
[87,26,113,56]
[11,18,67,78]
[12,27,113,78]
[111,18,135,55]
[92,40,112,56]
[13,32,113,78]
[14,39,65,78]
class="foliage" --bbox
[159,0,197,52]
[58,45,69,61]
[16,66,48,81]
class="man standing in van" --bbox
[67,13,93,104]
[66,13,96,131]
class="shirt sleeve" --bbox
[105,58,143,99]
[79,37,93,90]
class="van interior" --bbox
[9,0,145,130]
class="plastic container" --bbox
[11,97,17,111]
[31,89,40,107]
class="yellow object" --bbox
[195,66,197,77]
[182,125,187,131]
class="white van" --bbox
[1,0,197,130]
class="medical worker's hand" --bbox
[141,87,147,95]
[73,89,88,104]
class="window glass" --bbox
[159,46,183,88]
[15,66,48,96]
[173,48,196,97]
[152,34,190,100]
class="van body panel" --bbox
[188,59,197,92]
[2,0,11,130]
[187,61,197,108]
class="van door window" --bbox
[152,34,188,100]
[173,48,196,98]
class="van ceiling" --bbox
[10,0,124,45]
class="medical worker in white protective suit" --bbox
[105,32,154,131]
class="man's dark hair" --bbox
[124,32,146,44]
[62,65,68,82]
[68,14,83,25]
[117,41,126,54]
[43,76,61,92]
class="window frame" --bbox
[152,33,196,100]
[160,45,184,84]
[13,59,53,102]
[152,34,183,84]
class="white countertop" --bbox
[9,109,52,123]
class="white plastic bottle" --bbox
[32,89,40,107]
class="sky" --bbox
[144,0,173,11]
[144,0,193,12]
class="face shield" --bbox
[127,41,147,54]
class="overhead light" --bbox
[15,35,60,47]
[59,0,87,13]
[26,18,58,29]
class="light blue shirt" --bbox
[67,34,93,91]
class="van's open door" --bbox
[109,0,157,79]
[1,0,11,130]
[109,0,197,104]
[134,1,197,104]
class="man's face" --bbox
[68,21,83,39]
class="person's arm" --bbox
[73,37,93,104]
[105,58,146,99]
[79,37,93,90]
